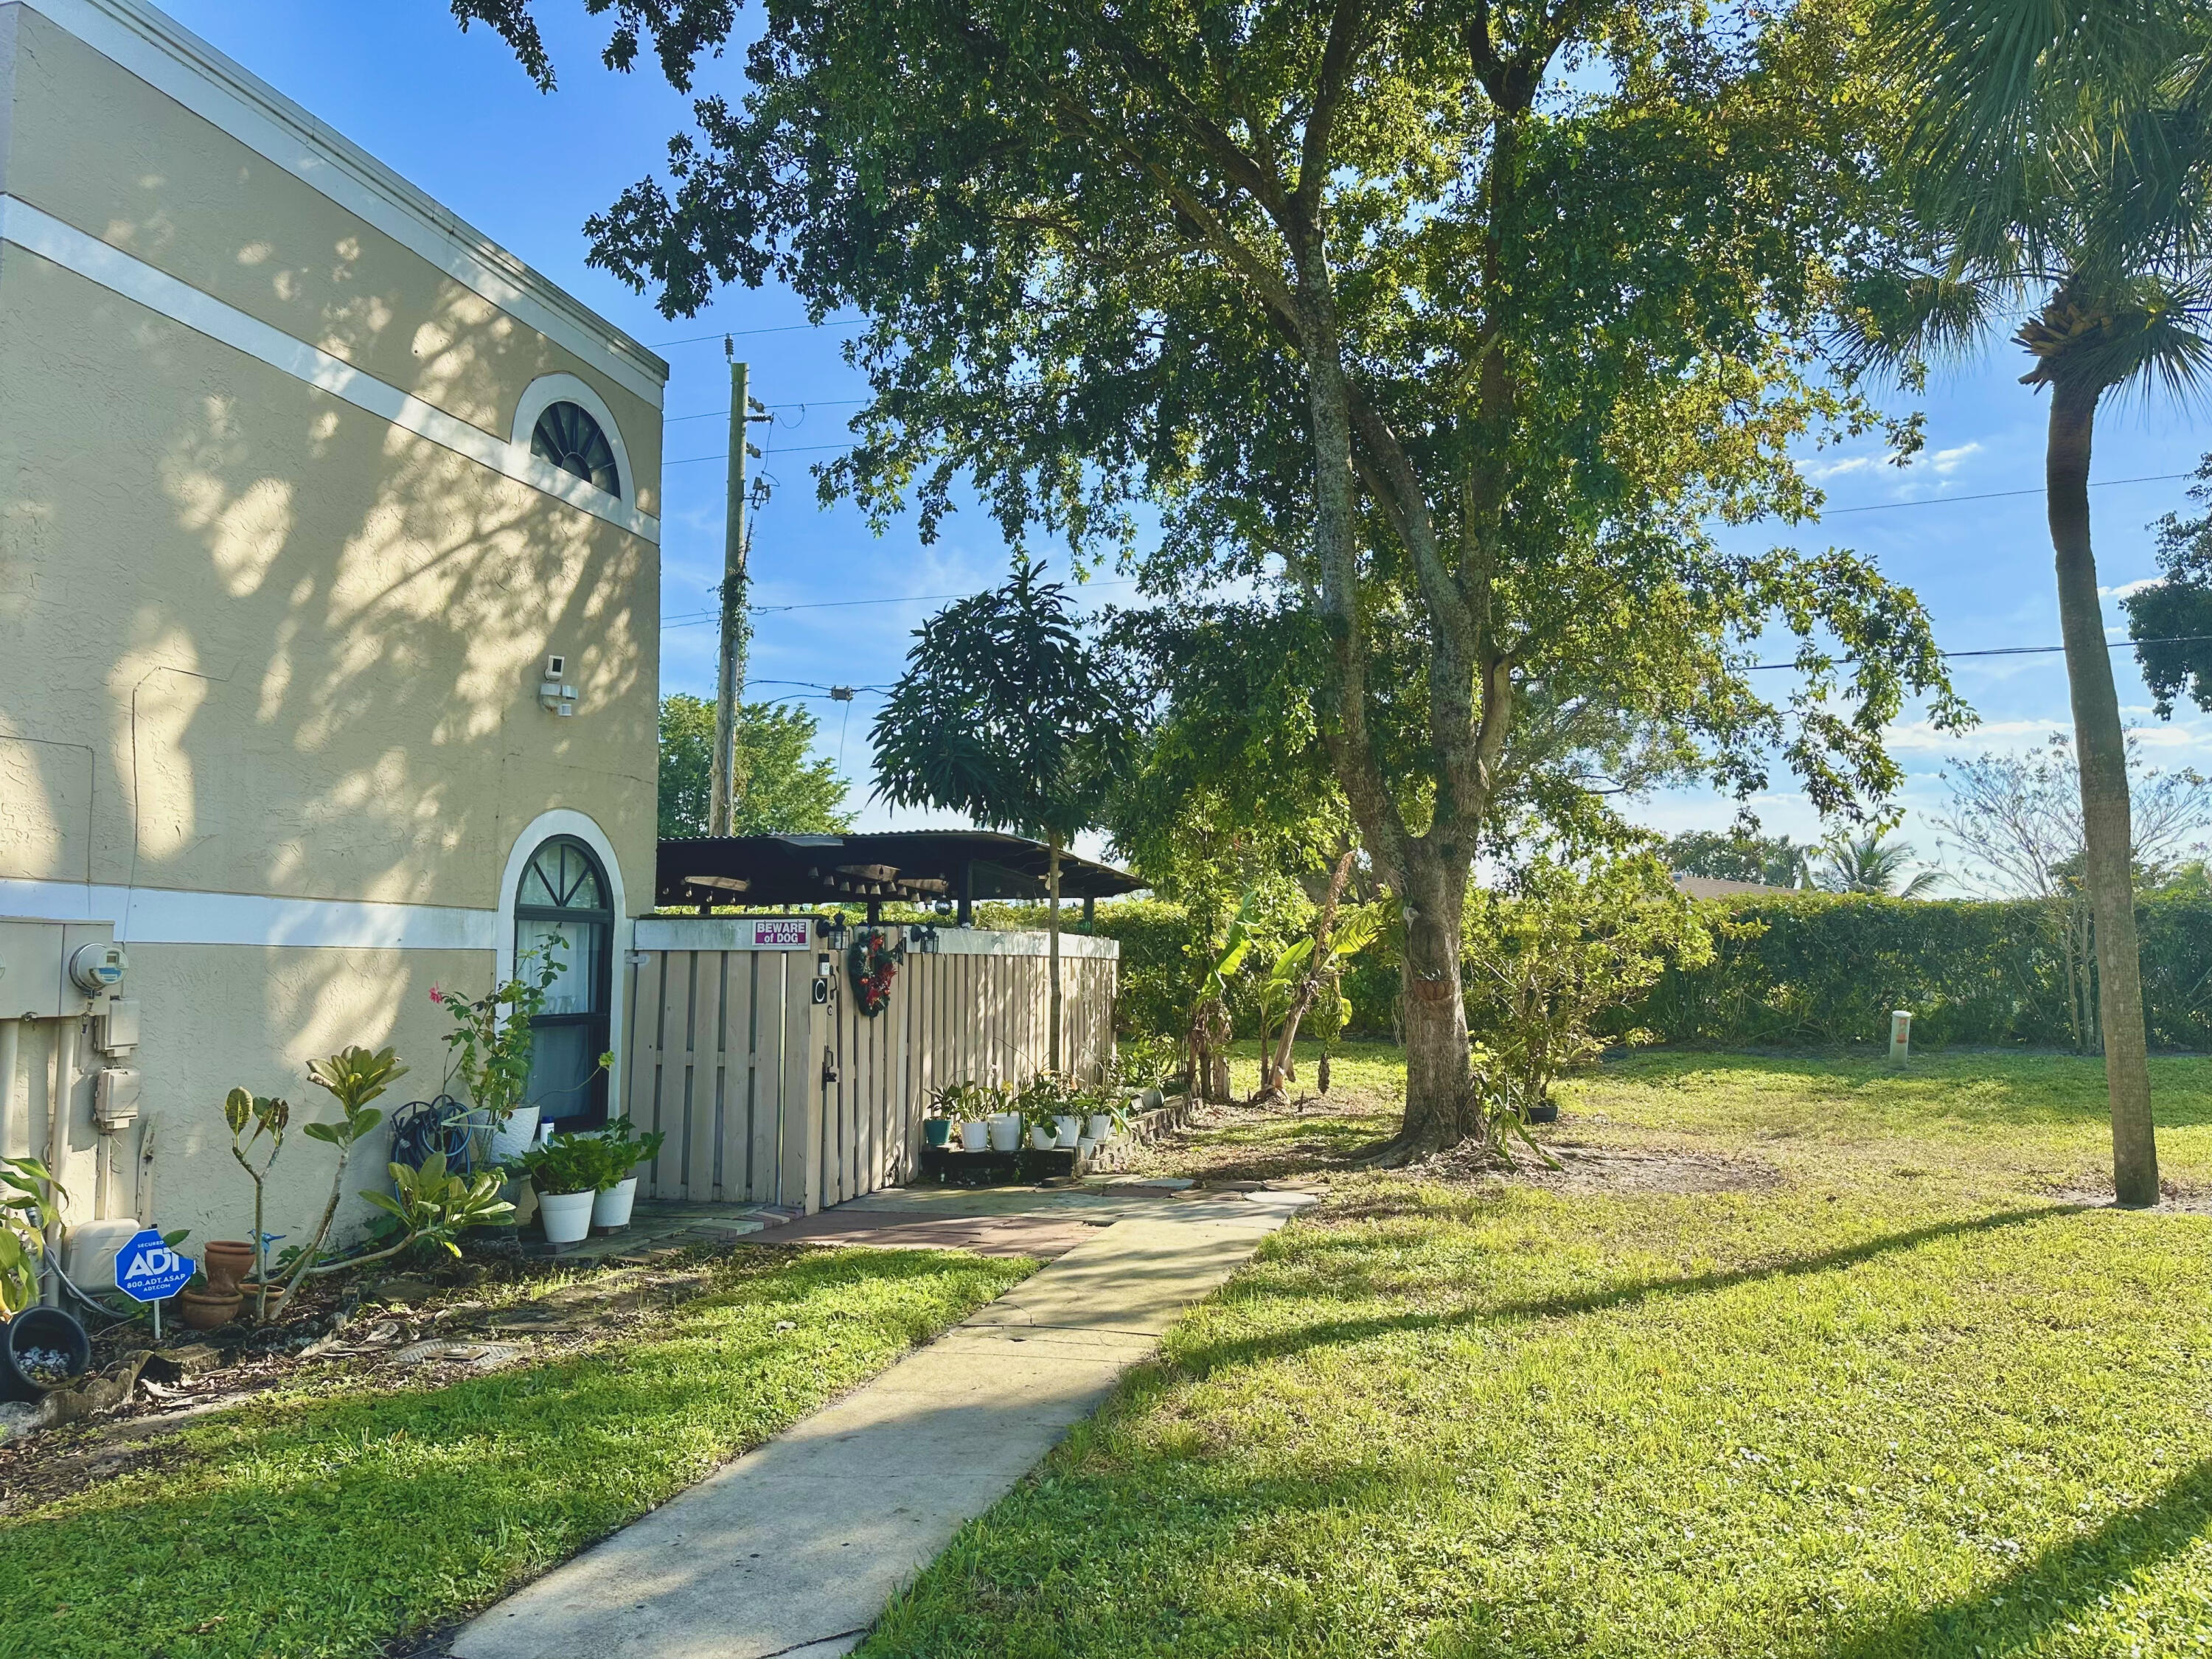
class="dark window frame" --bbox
[515,834,613,1127]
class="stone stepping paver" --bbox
[448,1187,1315,1659]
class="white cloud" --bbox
[2099,576,2163,599]
[1801,453,1874,483]
[1927,442,1983,476]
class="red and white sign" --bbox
[746,918,813,950]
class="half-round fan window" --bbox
[530,401,622,499]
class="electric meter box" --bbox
[94,1066,141,1130]
[0,919,119,1018]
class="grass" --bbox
[860,1043,2212,1658]
[0,1246,1030,1659]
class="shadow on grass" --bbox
[1176,1205,2076,1377]
[1824,1458,2212,1657]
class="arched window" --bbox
[515,835,613,1126]
[529,401,622,499]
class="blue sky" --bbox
[159,1,2212,878]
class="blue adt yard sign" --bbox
[115,1230,194,1303]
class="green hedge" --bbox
[979,900,1213,1039]
[1624,893,2212,1051]
[1047,892,2212,1053]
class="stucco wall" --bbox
[4,943,484,1253]
[0,4,662,510]
[0,243,657,906]
[0,1,664,1256]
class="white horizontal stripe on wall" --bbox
[27,0,668,406]
[0,878,497,951]
[0,195,661,545]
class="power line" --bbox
[1746,633,2212,672]
[647,316,869,349]
[661,578,1142,628]
[665,398,869,425]
[667,442,855,465]
[1820,470,2191,515]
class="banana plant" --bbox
[0,1158,63,1317]
[1188,892,1259,1102]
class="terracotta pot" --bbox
[201,1240,255,1298]
[243,1284,288,1320]
[177,1288,243,1331]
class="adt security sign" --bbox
[116,1229,195,1303]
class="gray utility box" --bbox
[0,918,117,1020]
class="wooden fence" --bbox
[623,920,1116,1214]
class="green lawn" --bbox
[863,1044,2212,1658]
[0,1247,1030,1659]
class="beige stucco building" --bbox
[0,0,665,1271]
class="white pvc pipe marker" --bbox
[1889,1009,1913,1062]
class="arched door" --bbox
[515,835,613,1127]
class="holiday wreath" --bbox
[847,927,905,1017]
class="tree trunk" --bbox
[1394,842,1476,1151]
[1047,835,1062,1074]
[2048,380,2159,1206]
[1267,849,1356,1095]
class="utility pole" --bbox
[709,346,771,835]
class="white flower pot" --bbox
[591,1176,638,1231]
[1054,1115,1081,1148]
[538,1188,595,1245]
[1077,1135,1097,1167]
[490,1105,541,1163]
[1087,1113,1113,1141]
[1029,1125,1055,1150]
[959,1121,990,1152]
[989,1116,1020,1152]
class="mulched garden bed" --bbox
[0,1235,768,1513]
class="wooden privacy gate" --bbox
[624,919,1118,1214]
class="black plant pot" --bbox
[1526,1102,1561,1126]
[1,1305,92,1400]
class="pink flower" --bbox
[428,987,445,1004]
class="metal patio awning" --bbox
[656,830,1147,920]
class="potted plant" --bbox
[429,937,570,1164]
[590,1119,664,1231]
[515,1133,606,1245]
[1025,1105,1057,1151]
[176,1267,242,1332]
[922,1085,959,1149]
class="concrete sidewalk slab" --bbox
[449,1191,1314,1659]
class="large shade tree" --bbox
[458,0,1961,1151]
[872,556,1127,1072]
[1854,0,2212,1205]
[659,692,854,838]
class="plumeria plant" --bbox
[274,1046,408,1301]
[223,1088,289,1320]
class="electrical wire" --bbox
[1820,471,2191,515]
[647,316,869,348]
[1746,633,2212,672]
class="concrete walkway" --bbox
[450,1183,1315,1659]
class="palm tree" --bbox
[1855,1,2211,1206]
[1815,831,1943,899]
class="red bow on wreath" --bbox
[846,928,906,1017]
